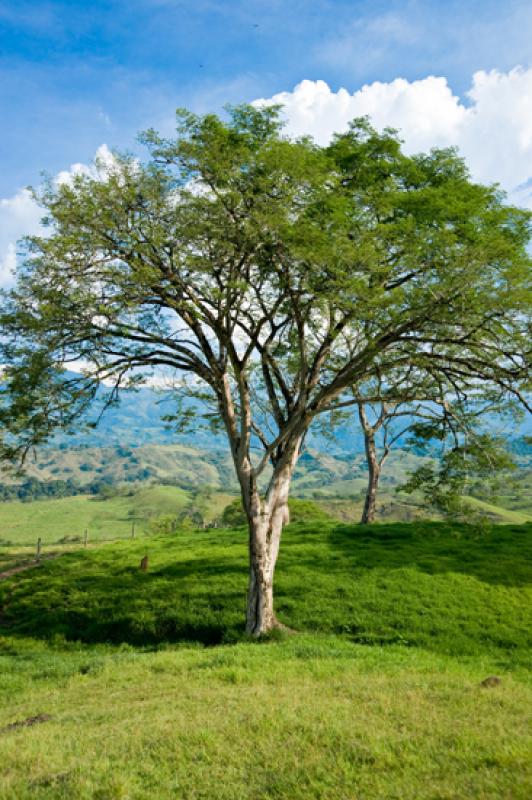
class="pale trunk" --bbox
[361,432,381,524]
[219,371,301,636]
[243,453,298,637]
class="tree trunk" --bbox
[358,402,385,525]
[361,448,380,524]
[245,515,281,636]
[219,369,302,636]
[243,452,298,637]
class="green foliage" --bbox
[220,497,246,527]
[148,514,178,535]
[0,105,529,481]
[401,433,517,521]
[220,496,332,527]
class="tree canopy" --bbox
[1,105,530,634]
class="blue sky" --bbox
[2,0,532,196]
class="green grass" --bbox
[0,486,235,573]
[2,521,530,659]
[0,635,531,800]
[1,519,531,798]
[463,495,532,524]
[0,485,233,547]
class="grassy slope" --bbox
[0,486,214,572]
[463,495,532,524]
[0,486,203,546]
[1,481,527,551]
[2,521,530,658]
[0,521,531,798]
[1,636,530,800]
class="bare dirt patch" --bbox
[0,554,60,582]
[1,714,52,733]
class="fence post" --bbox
[131,522,135,539]
[36,537,42,563]
[84,529,88,548]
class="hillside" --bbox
[0,520,531,798]
[0,441,442,494]
[27,380,532,452]
[0,485,238,550]
[2,441,530,527]
[1,480,530,570]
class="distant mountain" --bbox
[49,383,370,453]
[1,441,429,496]
[52,386,227,450]
[51,383,532,455]
[0,372,528,457]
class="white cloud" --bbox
[0,145,114,289]
[3,67,532,290]
[55,143,116,186]
[255,67,532,207]
[0,188,42,287]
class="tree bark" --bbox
[242,448,299,637]
[361,437,380,524]
[246,513,282,636]
[358,402,382,525]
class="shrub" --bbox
[148,514,178,535]
[220,497,331,528]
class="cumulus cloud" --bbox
[0,145,114,288]
[55,143,116,186]
[0,188,42,286]
[3,67,532,289]
[255,67,532,207]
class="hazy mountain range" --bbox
[51,383,531,454]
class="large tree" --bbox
[1,108,530,635]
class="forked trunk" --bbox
[244,457,297,637]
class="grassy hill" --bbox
[463,496,532,525]
[0,443,228,490]
[0,485,234,572]
[4,442,530,522]
[0,486,191,545]
[0,476,529,554]
[0,519,531,798]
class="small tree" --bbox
[357,399,414,523]
[400,426,517,522]
[354,374,524,523]
[1,109,530,635]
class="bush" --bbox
[220,496,331,528]
[148,514,178,535]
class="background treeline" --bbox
[0,476,116,502]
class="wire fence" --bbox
[0,523,146,578]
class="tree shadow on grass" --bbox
[310,521,532,588]
[0,521,530,651]
[0,552,248,647]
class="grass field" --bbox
[1,518,531,798]
[0,486,190,546]
[0,486,238,546]
[0,486,235,574]
[463,495,532,524]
